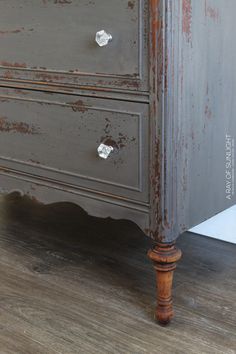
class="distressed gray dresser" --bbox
[0,0,235,325]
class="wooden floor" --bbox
[0,194,235,354]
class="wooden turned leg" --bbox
[148,243,182,325]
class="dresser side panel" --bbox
[149,0,236,242]
[179,0,236,230]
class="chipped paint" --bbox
[0,61,27,68]
[35,72,66,82]
[205,1,220,22]
[42,0,72,4]
[2,70,14,79]
[204,104,212,120]
[0,28,23,35]
[70,100,88,113]
[28,159,41,165]
[204,84,212,120]
[127,1,135,10]
[0,117,40,135]
[0,27,34,35]
[182,0,192,42]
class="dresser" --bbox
[0,0,235,325]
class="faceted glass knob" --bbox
[97,143,114,159]
[95,30,112,47]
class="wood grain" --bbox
[148,243,182,325]
[0,194,236,353]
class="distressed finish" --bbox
[0,88,149,203]
[153,0,236,240]
[0,0,148,91]
[0,0,235,324]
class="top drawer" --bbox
[0,0,148,91]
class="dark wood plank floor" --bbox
[0,193,235,354]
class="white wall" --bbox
[190,205,236,244]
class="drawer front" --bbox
[0,0,148,91]
[0,89,149,203]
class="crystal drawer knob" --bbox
[97,143,114,159]
[95,30,112,47]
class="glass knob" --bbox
[95,30,112,47]
[97,143,114,159]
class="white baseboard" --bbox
[190,205,236,244]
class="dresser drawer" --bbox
[0,88,149,203]
[0,0,148,91]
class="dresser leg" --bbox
[148,243,182,325]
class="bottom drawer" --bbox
[0,88,149,203]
